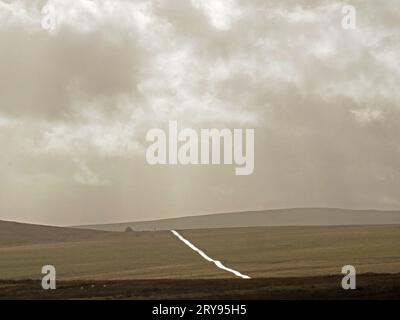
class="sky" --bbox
[0,0,399,225]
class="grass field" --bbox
[1,221,400,299]
[1,223,400,280]
[0,231,228,280]
[181,225,400,277]
[77,208,400,231]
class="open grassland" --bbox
[1,221,400,299]
[78,208,400,231]
[0,231,228,280]
[180,225,400,278]
[1,224,400,280]
[0,220,113,246]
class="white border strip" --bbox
[171,230,251,279]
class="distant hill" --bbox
[0,220,113,246]
[76,208,400,232]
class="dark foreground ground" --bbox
[1,273,400,300]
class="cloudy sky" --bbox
[0,0,399,225]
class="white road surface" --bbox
[171,230,251,279]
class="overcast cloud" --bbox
[0,0,399,225]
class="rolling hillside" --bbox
[77,208,400,232]
[0,220,113,246]
[1,218,400,300]
[1,222,400,281]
